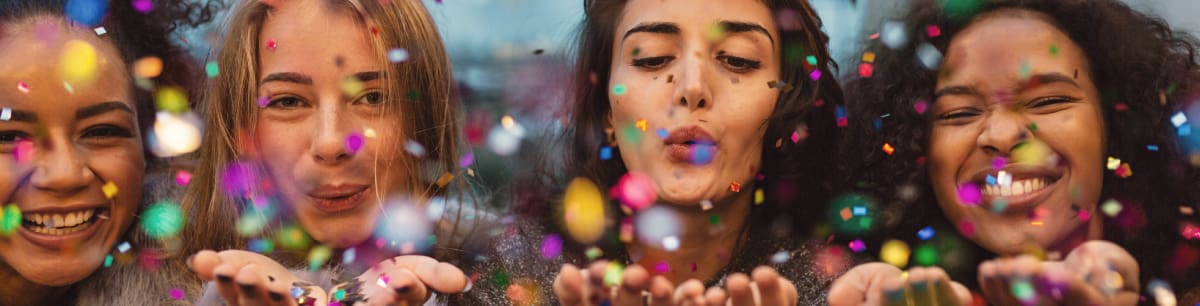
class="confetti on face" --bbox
[66,0,108,26]
[14,140,34,163]
[266,39,277,50]
[61,40,99,85]
[729,182,741,192]
[155,87,189,114]
[880,239,910,267]
[635,119,647,132]
[0,204,20,236]
[563,178,606,244]
[992,157,1007,170]
[848,239,866,253]
[341,77,364,97]
[612,172,656,211]
[1013,138,1053,165]
[612,84,627,96]
[0,108,10,121]
[700,200,713,211]
[93,27,106,36]
[341,133,364,154]
[102,181,119,199]
[141,201,184,239]
[956,183,980,205]
[16,82,30,94]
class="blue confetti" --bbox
[852,206,867,216]
[656,128,668,139]
[1180,124,1192,136]
[600,146,613,160]
[917,226,935,241]
[66,0,108,27]
[986,174,996,186]
[1147,145,1159,151]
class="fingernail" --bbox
[912,281,929,292]
[463,276,474,292]
[269,291,284,301]
[885,288,905,302]
[216,274,233,283]
[238,283,256,295]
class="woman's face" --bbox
[253,0,404,247]
[0,17,143,285]
[608,0,780,206]
[929,13,1106,255]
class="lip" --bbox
[17,205,108,250]
[664,126,717,165]
[307,184,370,213]
[966,164,1064,214]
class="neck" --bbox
[626,186,754,284]
[0,261,71,305]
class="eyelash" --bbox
[717,54,761,71]
[1029,96,1076,108]
[82,125,133,138]
[355,91,385,106]
[632,56,674,69]
[0,131,30,143]
[267,96,307,109]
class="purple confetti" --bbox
[541,234,563,259]
[458,152,475,168]
[809,69,822,81]
[957,183,981,205]
[219,162,256,196]
[132,0,153,13]
[169,288,185,300]
[345,133,364,154]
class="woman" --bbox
[829,0,1200,305]
[459,0,849,304]
[0,0,218,304]
[184,0,480,304]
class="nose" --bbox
[31,139,93,196]
[311,104,353,165]
[676,53,711,111]
[977,110,1030,155]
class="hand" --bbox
[829,262,972,306]
[720,266,798,306]
[190,249,327,306]
[339,255,470,306]
[977,241,1139,306]
[554,261,679,306]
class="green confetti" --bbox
[154,87,189,114]
[708,215,720,225]
[603,262,624,286]
[1018,61,1032,79]
[1,204,20,235]
[332,288,346,301]
[1028,123,1038,132]
[805,55,817,66]
[406,90,420,101]
[104,255,113,267]
[612,84,627,96]
[307,245,332,271]
[277,224,312,250]
[913,244,939,266]
[1049,44,1059,56]
[205,61,219,78]
[585,247,603,260]
[940,0,983,20]
[1011,279,1035,301]
[141,201,184,239]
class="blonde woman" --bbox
[185,0,475,304]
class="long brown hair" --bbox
[182,0,466,264]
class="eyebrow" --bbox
[352,71,382,82]
[260,72,313,85]
[76,101,135,120]
[719,20,775,46]
[933,85,981,99]
[622,22,681,41]
[935,72,1081,99]
[1,108,37,123]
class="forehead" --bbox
[0,16,133,113]
[258,0,379,77]
[941,12,1091,86]
[617,0,778,39]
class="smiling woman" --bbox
[0,0,216,304]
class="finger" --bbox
[554,264,586,305]
[829,263,903,306]
[927,267,970,306]
[879,271,910,306]
[905,268,936,306]
[753,266,793,306]
[978,260,1011,305]
[674,279,706,306]
[613,265,651,306]
[587,261,614,304]
[704,286,727,306]
[1040,264,1107,306]
[262,278,295,306]
[726,273,754,306]
[190,250,223,280]
[213,263,243,306]
[234,264,270,306]
[411,261,469,294]
[390,267,431,305]
[648,276,674,306]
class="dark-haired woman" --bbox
[829,0,1200,305]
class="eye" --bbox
[936,108,982,124]
[267,96,306,109]
[355,91,385,106]
[0,130,30,143]
[716,55,761,72]
[81,125,133,138]
[1028,96,1077,108]
[632,56,674,70]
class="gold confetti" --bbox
[102,181,118,199]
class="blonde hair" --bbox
[181,0,467,267]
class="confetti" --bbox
[1013,138,1053,165]
[809,69,822,81]
[858,63,874,77]
[603,262,624,287]
[277,224,312,250]
[662,236,680,251]
[729,182,741,192]
[150,111,202,157]
[0,108,10,121]
[914,100,928,114]
[155,87,189,114]
[169,288,184,300]
[1101,199,1122,217]
[563,178,606,244]
[655,261,670,273]
[585,247,603,260]
[14,140,34,163]
[880,21,908,49]
[925,25,941,37]
[102,181,118,199]
[307,245,332,271]
[1011,278,1036,303]
[387,48,409,63]
[266,39,277,50]
[635,118,647,131]
[174,170,192,186]
[61,40,99,85]
[134,56,163,78]
[636,206,681,247]
[913,244,938,266]
[612,84,627,95]
[487,125,521,156]
[700,200,713,211]
[205,61,219,78]
[916,43,942,70]
[540,234,563,259]
[1171,112,1187,127]
[341,248,356,265]
[341,77,363,97]
[882,143,895,155]
[612,172,656,211]
[771,250,790,263]
[655,128,668,139]
[93,27,106,36]
[16,82,30,94]
[848,239,866,253]
[403,139,425,157]
[141,201,184,239]
[880,239,911,267]
[599,146,613,160]
[248,239,273,253]
[706,22,727,42]
[117,241,132,253]
[1147,145,1159,151]
[956,183,981,205]
[66,0,108,26]
[754,189,764,205]
[374,198,433,251]
[790,131,802,143]
[1115,163,1133,178]
[836,105,847,127]
[1049,44,1059,56]
[917,226,935,240]
[104,255,113,267]
[1,204,20,235]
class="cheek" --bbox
[926,128,972,185]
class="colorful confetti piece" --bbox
[307,245,332,271]
[154,87,189,114]
[848,239,866,253]
[925,25,941,37]
[880,239,911,267]
[729,182,741,192]
[858,63,874,77]
[540,234,562,259]
[1101,199,1123,217]
[141,201,184,239]
[956,183,981,205]
[150,111,202,157]
[882,143,895,155]
[612,172,656,211]
[16,82,30,94]
[563,178,606,244]
[66,0,108,26]
[169,288,184,300]
[612,84,627,95]
[266,39,277,50]
[1,204,20,236]
[61,40,99,84]
[102,181,118,199]
[134,56,163,78]
[388,48,409,63]
[917,226,935,240]
[205,61,219,78]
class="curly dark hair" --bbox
[0,0,221,159]
[838,0,1200,295]
[508,0,846,271]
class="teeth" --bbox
[21,209,98,234]
[983,178,1048,197]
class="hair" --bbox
[839,0,1200,293]
[514,0,845,268]
[0,0,218,303]
[184,0,468,267]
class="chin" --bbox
[16,257,101,286]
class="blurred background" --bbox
[182,0,1200,195]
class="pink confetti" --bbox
[458,152,475,168]
[345,133,364,154]
[790,131,801,143]
[858,63,874,77]
[992,157,1007,170]
[218,162,256,196]
[14,140,34,163]
[257,96,269,107]
[809,69,822,81]
[169,288,184,300]
[266,39,277,50]
[1077,209,1091,222]
[913,100,928,114]
[611,172,656,211]
[958,220,976,238]
[175,170,192,186]
[132,0,154,13]
[957,183,981,205]
[926,25,941,37]
[16,82,30,94]
[869,32,881,40]
[848,239,866,253]
[540,234,562,259]
[654,261,670,273]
